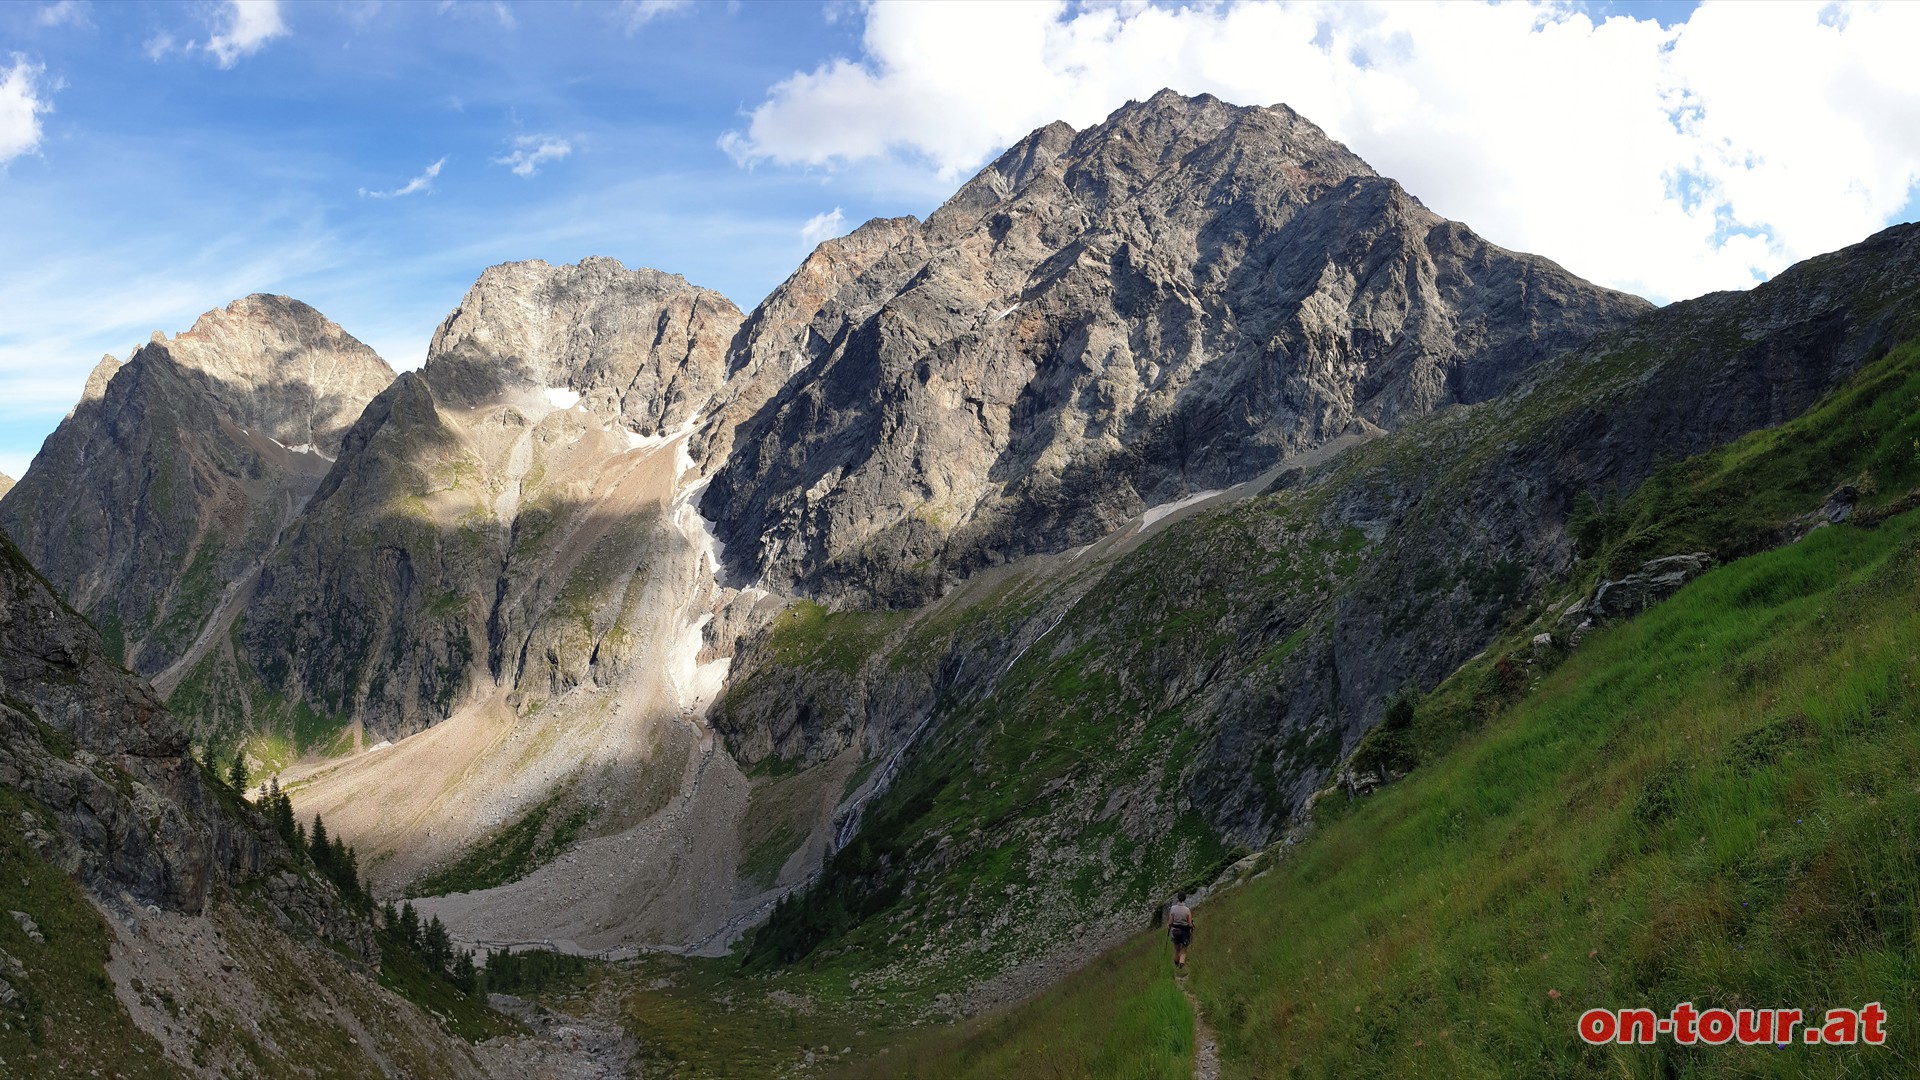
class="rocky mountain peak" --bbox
[73,353,124,416]
[0,295,397,680]
[705,93,1651,604]
[0,472,11,499]
[142,294,395,455]
[1059,91,1376,213]
[424,256,745,436]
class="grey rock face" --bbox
[0,297,394,685]
[426,257,739,434]
[230,260,745,737]
[706,90,1652,605]
[1566,552,1714,635]
[0,528,370,961]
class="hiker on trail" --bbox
[1168,892,1194,970]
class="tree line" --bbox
[213,755,584,999]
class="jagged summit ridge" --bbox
[0,296,394,682]
[704,90,1651,604]
[424,256,742,437]
[153,293,394,453]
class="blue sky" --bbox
[2,0,1917,480]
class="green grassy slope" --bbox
[0,792,175,1079]
[861,344,1920,1077]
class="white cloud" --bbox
[493,135,572,178]
[722,0,1920,304]
[800,206,846,246]
[432,1,517,31]
[35,1,90,29]
[359,156,447,199]
[622,0,691,34]
[203,0,288,68]
[143,31,175,62]
[0,57,52,166]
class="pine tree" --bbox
[341,845,363,906]
[399,901,421,950]
[268,778,298,851]
[227,752,249,794]
[309,814,332,871]
[452,948,477,995]
[422,915,453,973]
[382,899,399,930]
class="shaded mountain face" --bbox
[214,259,745,741]
[0,297,394,687]
[0,527,497,1077]
[704,90,1653,605]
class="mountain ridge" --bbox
[0,92,1693,969]
[0,297,393,695]
[704,89,1651,605]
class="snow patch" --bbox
[264,435,335,462]
[662,433,732,716]
[366,740,392,753]
[1140,489,1223,529]
[990,303,1020,322]
[544,387,582,410]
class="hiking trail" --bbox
[1181,980,1220,1080]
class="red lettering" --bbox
[1578,1009,1616,1044]
[1822,1008,1860,1045]
[1776,1008,1803,1044]
[1735,1008,1773,1044]
[1861,1002,1887,1045]
[1698,1008,1734,1044]
[1619,1008,1658,1044]
[1671,1002,1699,1044]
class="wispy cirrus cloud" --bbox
[435,0,517,32]
[493,135,570,178]
[35,1,91,30]
[359,156,447,199]
[622,0,691,35]
[0,57,53,166]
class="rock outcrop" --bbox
[705,90,1652,605]
[1560,552,1714,642]
[0,298,394,698]
[0,472,12,500]
[0,520,369,946]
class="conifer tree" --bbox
[309,814,332,871]
[227,752,249,794]
[452,948,477,994]
[422,915,453,973]
[399,901,421,950]
[341,845,363,906]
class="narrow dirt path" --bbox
[1180,981,1220,1080]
